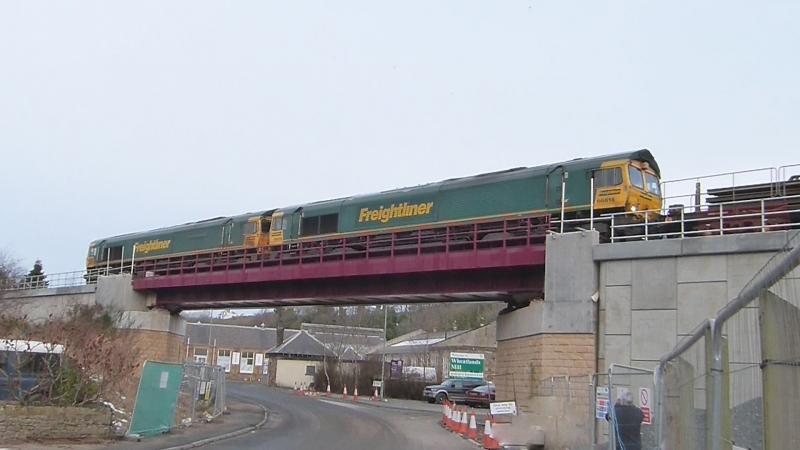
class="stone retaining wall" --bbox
[0,403,111,443]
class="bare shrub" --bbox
[0,305,140,407]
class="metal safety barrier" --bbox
[653,230,800,450]
[606,194,800,243]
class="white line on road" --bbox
[318,399,366,410]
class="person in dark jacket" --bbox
[606,389,644,450]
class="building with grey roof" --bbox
[185,322,384,385]
[370,323,496,383]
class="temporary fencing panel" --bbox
[654,230,800,450]
[760,281,800,449]
[129,361,184,437]
[607,365,657,450]
[176,363,227,423]
[661,334,708,450]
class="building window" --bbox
[240,351,255,374]
[305,365,316,376]
[193,348,208,364]
[218,349,232,373]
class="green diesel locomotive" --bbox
[87,149,662,272]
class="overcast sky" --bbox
[1,1,798,274]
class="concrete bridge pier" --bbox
[95,274,186,364]
[494,230,598,449]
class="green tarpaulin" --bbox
[129,361,183,437]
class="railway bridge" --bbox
[131,216,550,311]
[2,222,798,449]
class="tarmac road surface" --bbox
[210,383,477,450]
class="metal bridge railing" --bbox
[659,167,779,212]
[132,215,551,280]
[0,266,136,292]
[606,194,800,243]
[653,230,800,450]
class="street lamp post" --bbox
[379,304,388,401]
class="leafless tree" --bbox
[0,249,23,290]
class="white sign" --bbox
[450,352,485,360]
[372,380,383,388]
[255,353,264,366]
[595,386,609,419]
[159,371,169,389]
[232,352,240,365]
[490,401,517,416]
[639,387,652,425]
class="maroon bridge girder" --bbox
[153,267,544,311]
[132,216,549,311]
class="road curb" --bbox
[160,404,269,450]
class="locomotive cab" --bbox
[86,241,101,270]
[593,159,662,216]
[244,216,271,248]
[624,160,662,215]
[268,211,287,246]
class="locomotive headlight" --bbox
[630,206,638,213]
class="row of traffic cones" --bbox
[441,401,500,449]
[335,385,380,401]
[302,384,381,402]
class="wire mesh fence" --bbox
[0,267,134,291]
[660,335,708,450]
[725,296,764,449]
[176,363,226,426]
[607,365,657,450]
[654,230,800,450]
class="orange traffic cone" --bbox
[445,403,452,429]
[353,386,359,401]
[372,387,380,401]
[459,407,469,435]
[342,385,349,400]
[467,412,479,440]
[441,402,449,427]
[482,418,500,449]
[448,406,457,431]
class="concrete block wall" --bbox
[0,285,97,322]
[595,232,794,373]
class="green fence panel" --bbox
[129,361,184,437]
